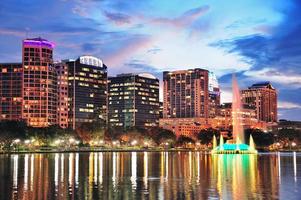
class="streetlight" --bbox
[131,140,137,146]
[13,139,20,144]
[292,142,297,147]
[69,138,75,144]
[24,140,30,145]
[54,139,61,146]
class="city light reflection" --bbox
[1,152,299,200]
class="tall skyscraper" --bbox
[22,38,57,127]
[241,82,277,122]
[108,73,160,129]
[208,72,220,118]
[163,68,209,119]
[65,56,107,129]
[0,63,23,121]
[54,62,69,129]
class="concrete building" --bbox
[54,62,69,129]
[163,68,209,119]
[0,63,23,121]
[108,73,160,129]
[241,82,277,123]
[208,72,220,118]
[22,38,57,127]
[65,56,107,129]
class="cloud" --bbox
[72,5,88,17]
[243,68,301,88]
[278,101,301,109]
[104,11,131,25]
[213,0,301,74]
[105,35,153,69]
[151,5,210,29]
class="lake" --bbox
[0,152,300,200]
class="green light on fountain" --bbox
[211,74,257,154]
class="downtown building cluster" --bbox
[0,38,277,136]
[0,38,159,129]
[160,69,277,137]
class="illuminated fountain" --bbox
[212,74,257,154]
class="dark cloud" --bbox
[213,0,301,72]
[104,11,131,25]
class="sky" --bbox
[0,0,301,120]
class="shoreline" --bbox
[1,148,300,154]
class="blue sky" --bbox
[0,0,301,120]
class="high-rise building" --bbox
[22,38,57,127]
[54,62,69,129]
[163,68,209,119]
[108,73,160,129]
[208,72,220,118]
[65,56,107,129]
[0,63,23,121]
[241,82,277,122]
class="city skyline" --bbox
[0,0,300,120]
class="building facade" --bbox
[163,68,209,119]
[22,38,57,127]
[65,56,107,129]
[208,72,220,118]
[0,63,23,121]
[108,73,160,129]
[241,82,277,123]
[54,62,69,129]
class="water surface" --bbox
[0,152,300,200]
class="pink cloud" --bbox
[151,5,210,29]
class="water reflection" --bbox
[0,152,300,199]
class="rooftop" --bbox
[249,82,275,89]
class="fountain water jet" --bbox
[212,74,257,154]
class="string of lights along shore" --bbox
[0,38,277,137]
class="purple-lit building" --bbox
[22,38,57,127]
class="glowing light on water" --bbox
[99,153,103,184]
[197,152,200,182]
[293,152,297,182]
[131,152,137,189]
[75,153,79,186]
[144,152,148,189]
[165,152,169,179]
[278,152,281,183]
[13,155,18,189]
[60,154,64,182]
[24,154,29,191]
[94,153,98,184]
[54,154,59,187]
[30,155,34,191]
[69,153,74,186]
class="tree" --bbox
[176,136,195,147]
[244,128,274,147]
[148,127,176,145]
[196,128,219,144]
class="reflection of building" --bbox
[163,68,209,119]
[54,62,69,128]
[208,72,220,118]
[108,73,160,129]
[64,56,107,129]
[0,63,23,121]
[22,38,57,127]
[241,82,277,122]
